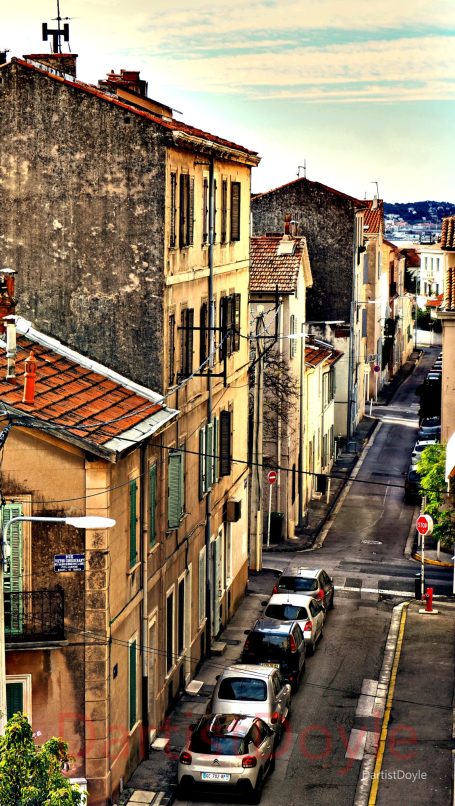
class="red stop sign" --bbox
[267,470,277,485]
[416,514,433,535]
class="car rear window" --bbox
[278,576,318,592]
[218,677,267,701]
[190,732,246,755]
[246,632,289,658]
[265,603,308,621]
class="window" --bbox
[199,419,218,499]
[166,589,175,673]
[179,307,194,378]
[168,313,175,386]
[3,502,24,635]
[322,369,335,408]
[213,179,217,242]
[230,181,241,241]
[128,638,137,730]
[149,464,157,548]
[179,174,194,247]
[202,177,209,245]
[170,172,177,248]
[363,251,369,284]
[219,294,240,359]
[6,675,32,722]
[168,449,184,529]
[129,479,138,568]
[221,180,228,244]
[198,547,206,624]
[219,410,232,477]
[362,308,367,338]
[289,315,297,359]
[178,577,185,656]
[200,301,208,366]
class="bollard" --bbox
[414,573,421,600]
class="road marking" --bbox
[345,728,367,760]
[338,585,415,597]
[356,680,378,718]
[367,603,409,805]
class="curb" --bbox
[412,551,453,568]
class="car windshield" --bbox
[190,732,246,755]
[265,603,308,621]
[246,632,289,659]
[278,576,318,592]
[218,677,267,702]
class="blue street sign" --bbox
[54,553,85,572]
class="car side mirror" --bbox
[261,600,268,606]
[189,723,195,732]
[244,629,250,635]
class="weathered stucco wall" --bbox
[0,61,166,391]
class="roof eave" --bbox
[171,130,260,166]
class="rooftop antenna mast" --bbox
[297,161,307,178]
[372,180,379,198]
[42,0,71,53]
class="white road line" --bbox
[345,728,367,760]
[337,585,415,596]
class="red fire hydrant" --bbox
[422,587,433,612]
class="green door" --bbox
[6,682,23,721]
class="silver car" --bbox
[262,593,325,654]
[207,664,291,740]
[178,713,275,804]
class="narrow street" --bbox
[174,346,453,806]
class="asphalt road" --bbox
[175,347,452,806]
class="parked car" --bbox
[207,665,291,740]
[417,426,440,441]
[419,415,441,435]
[262,593,325,654]
[178,713,275,803]
[241,618,306,691]
[404,465,421,504]
[272,566,335,610]
[411,439,438,466]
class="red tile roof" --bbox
[426,294,443,309]
[12,57,259,163]
[305,336,343,367]
[441,216,455,249]
[0,321,177,459]
[443,267,455,311]
[364,200,383,234]
[250,235,306,293]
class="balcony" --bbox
[5,589,65,644]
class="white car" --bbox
[208,664,291,740]
[411,439,438,466]
[262,593,325,654]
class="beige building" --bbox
[438,216,455,444]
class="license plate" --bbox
[201,772,231,781]
[260,662,280,669]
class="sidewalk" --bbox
[373,600,455,806]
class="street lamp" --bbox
[0,515,116,733]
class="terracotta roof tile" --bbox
[0,333,169,453]
[250,235,305,293]
[305,336,343,367]
[441,216,455,249]
[363,200,384,234]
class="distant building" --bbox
[437,216,455,444]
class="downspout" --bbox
[277,298,283,531]
[298,322,305,526]
[140,440,149,751]
[205,155,215,653]
[347,213,357,441]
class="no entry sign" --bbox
[416,514,434,536]
[267,470,277,485]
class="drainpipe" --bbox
[140,441,149,752]
[205,155,215,653]
[298,322,305,526]
[347,215,357,441]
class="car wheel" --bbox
[328,592,334,610]
[250,770,264,804]
[307,639,315,656]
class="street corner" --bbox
[412,550,454,568]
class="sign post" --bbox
[416,513,434,598]
[266,470,277,547]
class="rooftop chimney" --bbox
[23,52,78,77]
[99,69,148,98]
[372,195,378,210]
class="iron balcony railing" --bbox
[5,589,65,642]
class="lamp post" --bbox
[0,515,115,733]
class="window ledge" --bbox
[148,542,160,558]
[127,561,141,576]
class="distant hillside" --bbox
[383,200,455,225]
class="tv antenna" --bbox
[42,0,71,53]
[372,180,380,198]
[297,161,307,179]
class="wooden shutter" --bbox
[149,464,157,547]
[168,313,175,385]
[166,592,174,671]
[219,411,232,476]
[202,177,209,244]
[170,172,177,248]
[129,640,137,729]
[168,450,183,529]
[6,682,23,721]
[200,302,208,365]
[362,308,367,338]
[205,422,213,490]
[178,578,185,655]
[213,416,219,482]
[230,181,241,241]
[234,293,241,351]
[213,179,217,243]
[363,251,369,284]
[186,308,194,375]
[188,177,194,246]
[198,548,206,624]
[179,174,188,246]
[199,428,206,500]
[129,480,137,567]
[221,179,227,243]
[3,503,24,635]
[219,297,227,362]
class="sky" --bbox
[2,1,455,203]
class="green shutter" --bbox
[168,451,183,529]
[129,480,137,567]
[149,465,157,548]
[129,640,137,729]
[2,503,24,635]
[199,429,205,500]
[206,423,213,490]
[6,682,23,721]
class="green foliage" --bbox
[417,444,455,549]
[0,713,84,805]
